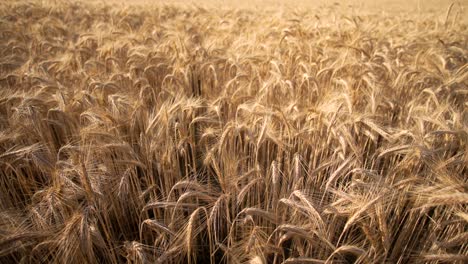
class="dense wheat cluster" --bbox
[0,0,467,263]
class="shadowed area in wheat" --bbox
[0,0,467,263]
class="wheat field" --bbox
[0,0,467,263]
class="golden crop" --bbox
[0,0,467,263]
